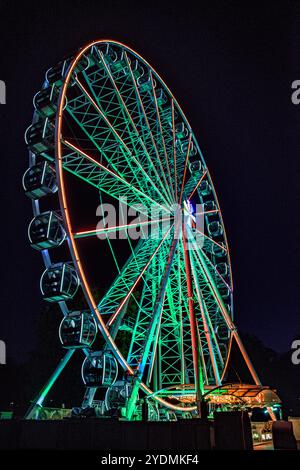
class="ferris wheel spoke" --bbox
[66,85,162,209]
[149,72,175,201]
[96,192,145,330]
[193,226,228,256]
[64,104,141,191]
[176,246,188,384]
[149,243,188,388]
[145,249,172,386]
[187,229,231,321]
[200,295,225,371]
[100,224,173,328]
[190,251,222,385]
[99,237,161,323]
[125,234,175,374]
[96,51,173,206]
[123,52,174,203]
[178,168,208,203]
[171,99,178,200]
[188,236,229,318]
[192,234,231,292]
[172,245,196,384]
[195,209,219,217]
[125,227,179,419]
[156,254,187,387]
[128,246,176,391]
[179,134,193,205]
[180,289,198,382]
[72,75,170,207]
[187,169,208,200]
[126,268,157,368]
[108,233,173,331]
[128,245,170,380]
[182,226,204,409]
[196,327,209,386]
[177,241,211,385]
[61,139,170,216]
[73,215,173,239]
[80,68,172,207]
[190,234,232,302]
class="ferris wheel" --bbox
[23,40,269,420]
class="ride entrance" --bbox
[23,40,280,421]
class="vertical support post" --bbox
[126,229,178,420]
[153,351,158,392]
[182,225,204,417]
[81,387,98,408]
[190,253,221,386]
[158,336,162,390]
[25,349,75,419]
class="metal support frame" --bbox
[25,349,75,419]
[23,40,277,421]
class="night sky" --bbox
[0,1,300,362]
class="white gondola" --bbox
[211,242,226,258]
[46,58,72,87]
[216,323,230,341]
[208,221,223,237]
[189,160,202,174]
[215,262,229,277]
[199,180,211,196]
[40,262,80,302]
[33,85,59,118]
[22,161,57,199]
[203,200,217,214]
[175,122,188,139]
[105,379,135,411]
[137,74,155,92]
[28,211,66,250]
[25,118,54,156]
[105,48,131,74]
[176,139,197,157]
[59,311,97,348]
[154,88,167,107]
[131,59,145,80]
[82,352,118,387]
[218,285,231,299]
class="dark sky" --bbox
[0,0,299,362]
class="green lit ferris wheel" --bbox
[23,40,280,421]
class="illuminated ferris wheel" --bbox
[23,40,278,420]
